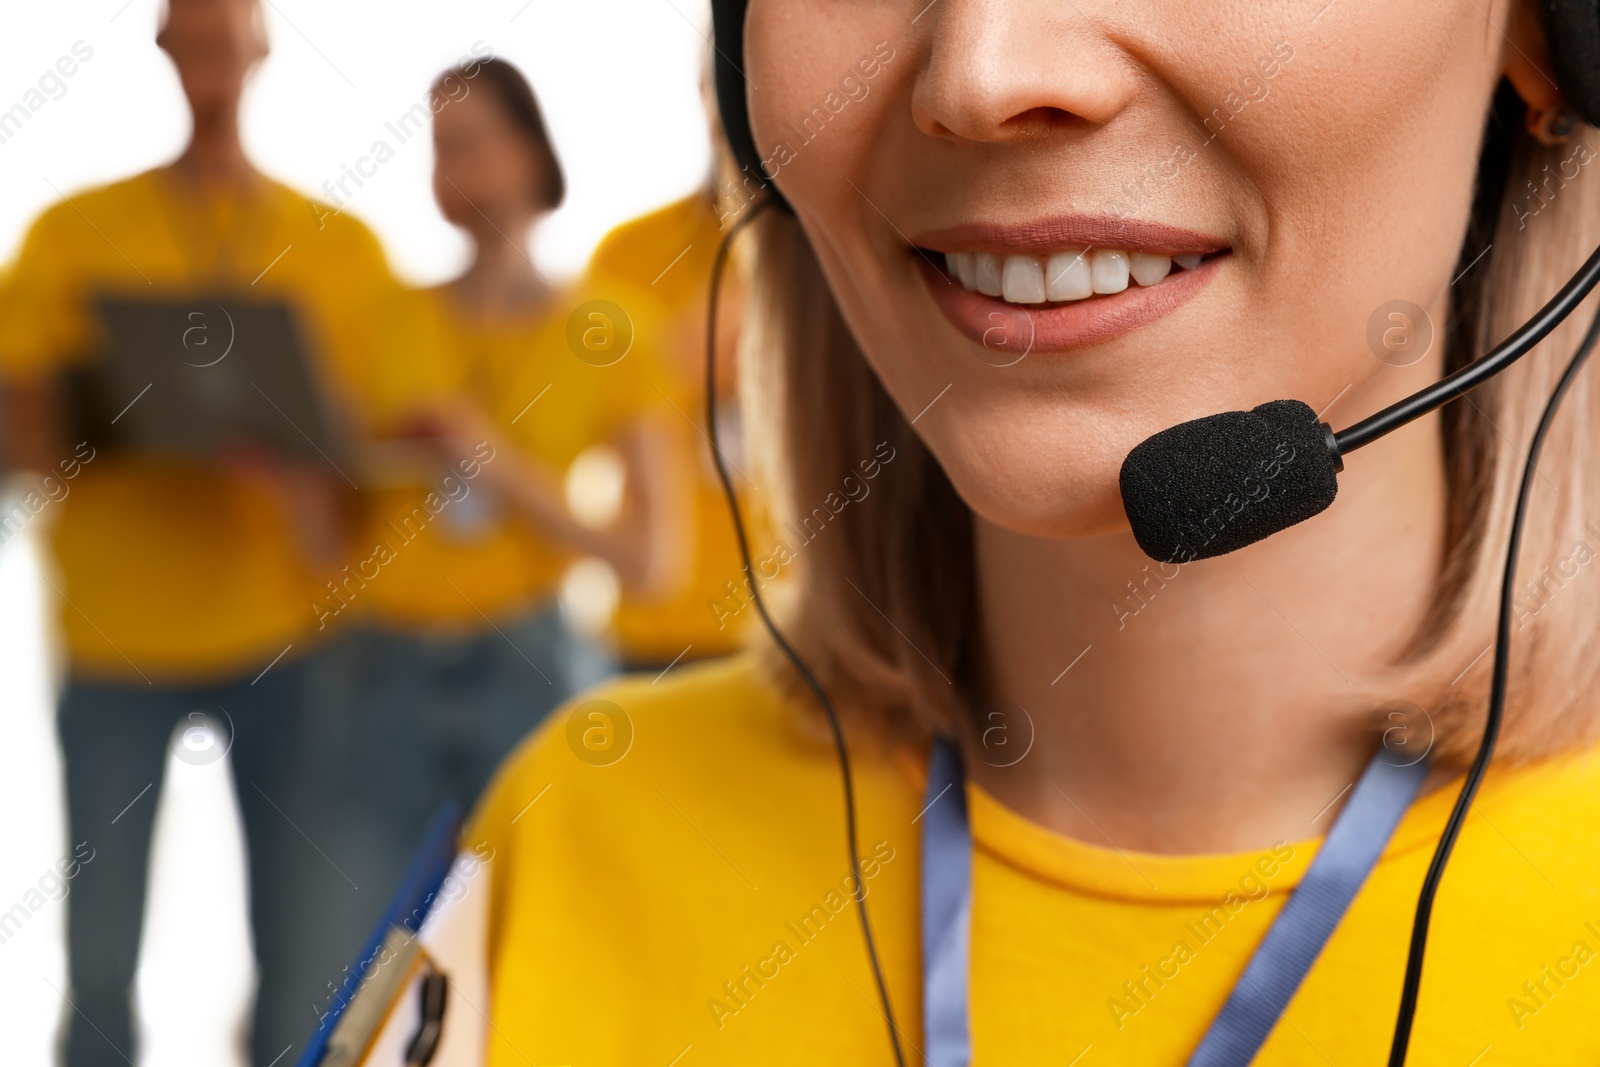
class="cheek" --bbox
[432,157,470,215]
[1228,4,1495,411]
[501,143,545,206]
[436,138,520,211]
[745,1,900,195]
[748,7,1100,532]
[745,3,920,334]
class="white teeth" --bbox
[1001,255,1046,304]
[945,246,1204,305]
[1129,252,1172,287]
[1091,249,1129,294]
[946,251,976,289]
[1046,249,1092,301]
[974,252,1003,296]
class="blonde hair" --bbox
[739,91,1600,770]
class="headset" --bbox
[703,2,1600,1064]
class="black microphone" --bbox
[1120,399,1341,563]
[1119,241,1600,564]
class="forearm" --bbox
[488,422,687,594]
[607,420,691,596]
[487,444,651,579]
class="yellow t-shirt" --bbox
[351,280,673,629]
[470,655,1600,1064]
[584,192,769,662]
[0,166,402,683]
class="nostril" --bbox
[1001,106,1082,135]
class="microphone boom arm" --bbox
[1335,241,1600,455]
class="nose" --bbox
[910,0,1140,143]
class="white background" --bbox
[0,1,711,1064]
[0,0,714,283]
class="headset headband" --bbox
[1543,0,1600,124]
[710,0,789,211]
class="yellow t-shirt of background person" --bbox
[584,192,770,664]
[470,655,1600,1064]
[0,167,401,683]
[346,278,675,631]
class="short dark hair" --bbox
[434,57,566,211]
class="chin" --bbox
[933,433,1133,540]
[437,203,474,230]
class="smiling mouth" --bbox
[920,245,1231,309]
[908,217,1232,353]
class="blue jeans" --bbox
[58,650,315,1067]
[60,606,610,1067]
[318,601,611,836]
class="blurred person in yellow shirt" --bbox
[306,57,692,1017]
[584,141,772,672]
[0,2,409,1064]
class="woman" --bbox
[314,58,687,977]
[469,1,1600,1063]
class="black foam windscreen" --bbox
[1118,399,1342,564]
[1542,0,1600,127]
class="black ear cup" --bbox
[1542,0,1600,126]
[709,0,791,211]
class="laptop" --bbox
[72,294,353,466]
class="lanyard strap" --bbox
[921,739,973,1067]
[920,740,1428,1067]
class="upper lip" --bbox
[911,214,1229,257]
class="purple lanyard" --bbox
[919,740,1428,1065]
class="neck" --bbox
[966,383,1450,855]
[173,103,253,188]
[452,223,549,316]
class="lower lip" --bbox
[918,253,1226,354]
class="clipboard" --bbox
[297,802,490,1067]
